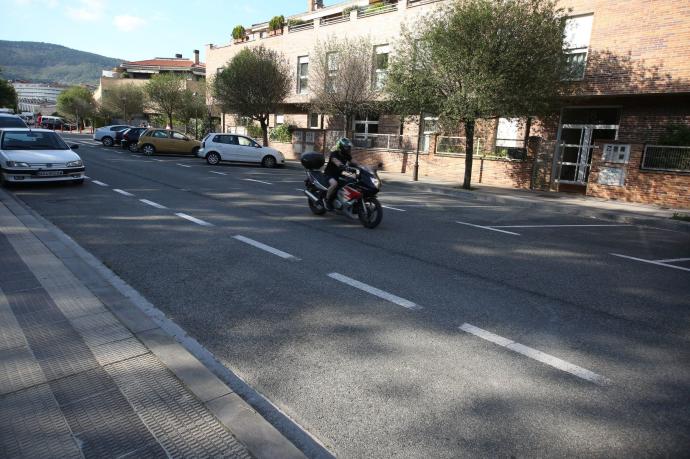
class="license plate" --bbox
[37,170,63,177]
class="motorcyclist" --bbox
[323,137,357,210]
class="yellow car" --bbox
[137,129,201,156]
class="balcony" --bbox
[407,0,444,7]
[320,12,351,27]
[357,1,398,19]
[288,20,315,33]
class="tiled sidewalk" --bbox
[0,195,305,458]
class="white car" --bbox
[198,133,285,168]
[0,129,85,185]
[93,124,131,146]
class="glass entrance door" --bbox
[557,124,618,184]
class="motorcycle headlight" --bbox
[7,161,30,168]
[371,177,380,188]
[66,160,83,167]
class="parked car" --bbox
[0,128,85,185]
[121,127,147,152]
[0,113,29,129]
[93,125,131,146]
[197,133,285,168]
[137,129,201,156]
[40,116,75,131]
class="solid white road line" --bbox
[493,224,632,228]
[92,180,108,187]
[174,213,214,227]
[295,188,305,192]
[244,178,273,185]
[210,171,227,176]
[327,272,422,310]
[233,235,300,261]
[655,257,690,263]
[459,323,610,385]
[139,199,167,209]
[382,205,406,212]
[456,221,521,236]
[176,163,192,168]
[610,253,690,272]
[400,204,506,208]
[113,189,134,197]
[152,159,165,162]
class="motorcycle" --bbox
[301,152,383,229]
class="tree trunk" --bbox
[168,113,173,130]
[260,118,269,146]
[463,119,475,190]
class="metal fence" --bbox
[641,145,690,172]
[353,133,419,152]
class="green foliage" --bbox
[0,40,120,84]
[232,25,246,40]
[659,125,690,146]
[213,45,292,145]
[268,15,285,31]
[100,84,145,123]
[145,74,186,129]
[178,86,207,138]
[287,19,305,28]
[269,123,292,143]
[0,78,18,110]
[246,123,263,139]
[56,86,96,123]
[672,213,690,222]
[342,6,358,16]
[364,2,387,14]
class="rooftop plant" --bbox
[268,15,285,32]
[232,25,246,40]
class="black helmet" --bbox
[336,137,352,154]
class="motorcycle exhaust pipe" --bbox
[303,189,320,202]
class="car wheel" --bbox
[102,136,114,147]
[261,155,277,168]
[128,143,139,152]
[206,152,221,165]
[142,144,156,156]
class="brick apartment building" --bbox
[206,0,690,208]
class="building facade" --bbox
[206,0,690,207]
[12,81,68,114]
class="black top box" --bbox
[300,152,325,170]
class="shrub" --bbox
[268,15,285,32]
[287,18,305,28]
[342,6,358,16]
[246,123,263,139]
[269,124,292,143]
[232,25,246,40]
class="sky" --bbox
[1,0,308,62]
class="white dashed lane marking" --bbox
[459,323,610,385]
[92,180,108,187]
[177,163,192,168]
[610,253,690,272]
[174,213,213,227]
[244,178,272,185]
[457,221,521,236]
[210,171,227,176]
[382,205,406,212]
[233,235,300,261]
[140,199,167,209]
[113,189,134,197]
[327,273,422,311]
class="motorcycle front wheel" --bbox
[308,198,326,215]
[358,197,382,229]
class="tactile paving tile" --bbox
[107,354,252,459]
[117,441,169,459]
[72,311,133,347]
[22,320,99,381]
[0,307,27,352]
[0,383,82,458]
[49,367,118,407]
[4,288,58,316]
[0,345,46,395]
[45,286,109,319]
[14,305,67,329]
[91,337,149,367]
[0,278,42,294]
[61,386,158,458]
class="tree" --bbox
[56,86,96,130]
[101,84,145,124]
[0,68,18,111]
[310,36,380,138]
[213,45,291,146]
[145,74,186,130]
[389,0,568,189]
[178,86,207,139]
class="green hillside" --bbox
[0,40,121,85]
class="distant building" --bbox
[12,81,68,113]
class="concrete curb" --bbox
[0,189,330,459]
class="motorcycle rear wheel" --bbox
[308,198,326,215]
[358,197,382,228]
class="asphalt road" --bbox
[7,134,690,458]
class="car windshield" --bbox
[1,131,69,150]
[0,117,28,128]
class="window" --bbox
[237,136,257,147]
[171,132,186,140]
[374,44,389,90]
[309,113,320,129]
[326,51,338,92]
[297,56,309,94]
[152,130,169,138]
[275,113,285,125]
[496,118,521,148]
[354,114,379,137]
[563,14,593,80]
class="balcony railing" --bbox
[320,13,351,26]
[353,133,418,152]
[407,0,445,7]
[357,2,398,18]
[288,21,315,33]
